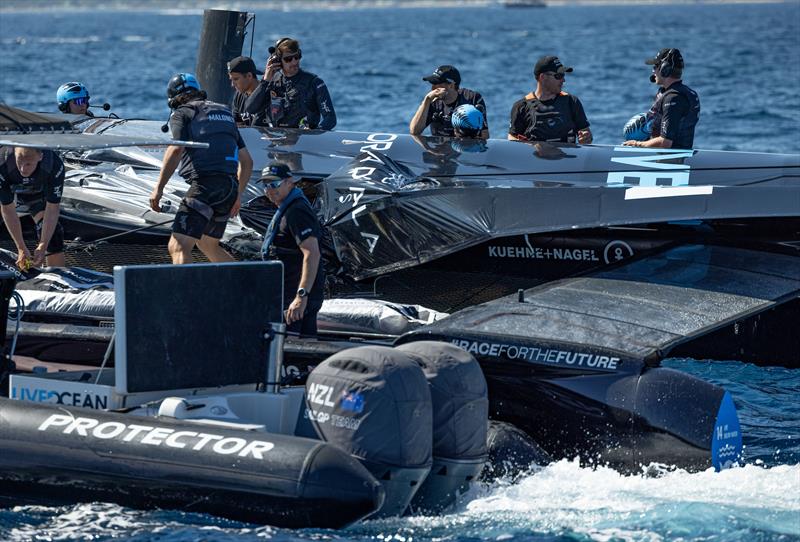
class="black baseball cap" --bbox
[645,48,683,68]
[259,163,293,183]
[423,65,461,86]
[228,56,263,76]
[534,56,573,77]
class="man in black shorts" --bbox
[508,55,592,144]
[0,146,66,268]
[150,73,253,264]
[624,48,700,149]
[259,163,324,336]
[410,65,489,138]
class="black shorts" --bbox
[34,219,65,255]
[173,175,238,240]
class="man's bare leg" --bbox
[168,233,197,264]
[196,234,234,263]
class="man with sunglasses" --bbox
[251,38,336,130]
[623,48,700,149]
[508,56,592,144]
[410,65,489,139]
[0,147,67,269]
[259,163,324,337]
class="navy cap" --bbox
[645,48,683,68]
[259,163,293,183]
[534,56,573,77]
[423,65,461,86]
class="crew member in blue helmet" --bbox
[508,55,592,144]
[249,38,336,130]
[259,163,325,337]
[0,147,66,268]
[56,82,93,116]
[410,65,489,138]
[149,73,254,264]
[624,48,700,149]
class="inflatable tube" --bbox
[0,398,383,528]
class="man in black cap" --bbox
[508,55,592,144]
[228,56,268,127]
[259,162,324,336]
[410,65,489,138]
[624,48,700,149]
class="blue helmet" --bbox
[623,113,654,141]
[451,104,484,137]
[57,82,90,111]
[167,73,202,100]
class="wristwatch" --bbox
[296,287,308,298]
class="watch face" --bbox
[297,288,307,297]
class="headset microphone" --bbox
[89,102,112,111]
[650,73,656,83]
[161,123,169,133]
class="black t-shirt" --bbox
[0,148,65,206]
[232,89,269,127]
[508,92,590,143]
[268,198,325,304]
[424,88,488,137]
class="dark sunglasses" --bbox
[72,97,89,105]
[547,72,565,80]
[263,179,285,190]
[281,54,300,63]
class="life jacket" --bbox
[177,100,240,181]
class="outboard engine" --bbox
[396,341,489,514]
[305,345,432,518]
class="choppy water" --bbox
[0,3,799,541]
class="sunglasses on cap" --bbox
[72,97,89,105]
[546,72,565,80]
[282,54,300,63]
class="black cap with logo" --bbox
[259,163,293,183]
[534,56,574,78]
[423,65,461,86]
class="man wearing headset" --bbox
[150,73,253,265]
[249,38,336,130]
[624,48,700,149]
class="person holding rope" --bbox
[150,73,253,264]
[0,146,66,269]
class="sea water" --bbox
[0,3,799,541]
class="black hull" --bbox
[0,398,382,528]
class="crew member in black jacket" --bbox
[624,48,700,149]
[247,38,336,130]
[150,73,253,264]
